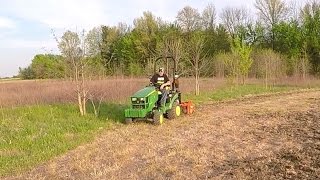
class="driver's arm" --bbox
[160,74,171,89]
[161,81,171,88]
[150,74,156,85]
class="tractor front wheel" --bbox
[153,111,164,125]
[167,102,181,120]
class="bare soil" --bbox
[6,90,320,180]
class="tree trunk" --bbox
[265,60,268,89]
[302,58,307,80]
[78,92,84,116]
[195,70,200,96]
[74,65,85,116]
[82,95,86,116]
[242,75,245,85]
[81,65,87,115]
[302,46,308,80]
[195,76,199,96]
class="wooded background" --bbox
[19,0,320,83]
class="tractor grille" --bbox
[133,105,145,109]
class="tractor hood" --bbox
[132,86,157,98]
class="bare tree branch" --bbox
[220,7,252,36]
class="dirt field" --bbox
[6,90,320,179]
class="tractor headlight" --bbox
[132,97,137,102]
[140,97,145,101]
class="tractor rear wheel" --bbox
[153,111,164,125]
[167,101,181,120]
[125,118,133,124]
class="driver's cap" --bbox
[159,67,164,72]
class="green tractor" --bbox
[124,57,182,125]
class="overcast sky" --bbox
[0,0,296,77]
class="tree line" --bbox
[19,0,320,83]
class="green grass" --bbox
[0,84,308,177]
[184,84,300,104]
[0,103,127,177]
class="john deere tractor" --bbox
[124,57,181,125]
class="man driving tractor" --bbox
[150,67,171,107]
[125,57,193,125]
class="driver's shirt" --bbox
[150,74,169,87]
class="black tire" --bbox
[125,118,133,124]
[167,101,181,120]
[153,111,164,125]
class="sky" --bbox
[0,0,259,77]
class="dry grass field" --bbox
[1,77,319,107]
[0,78,228,107]
[5,90,320,179]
